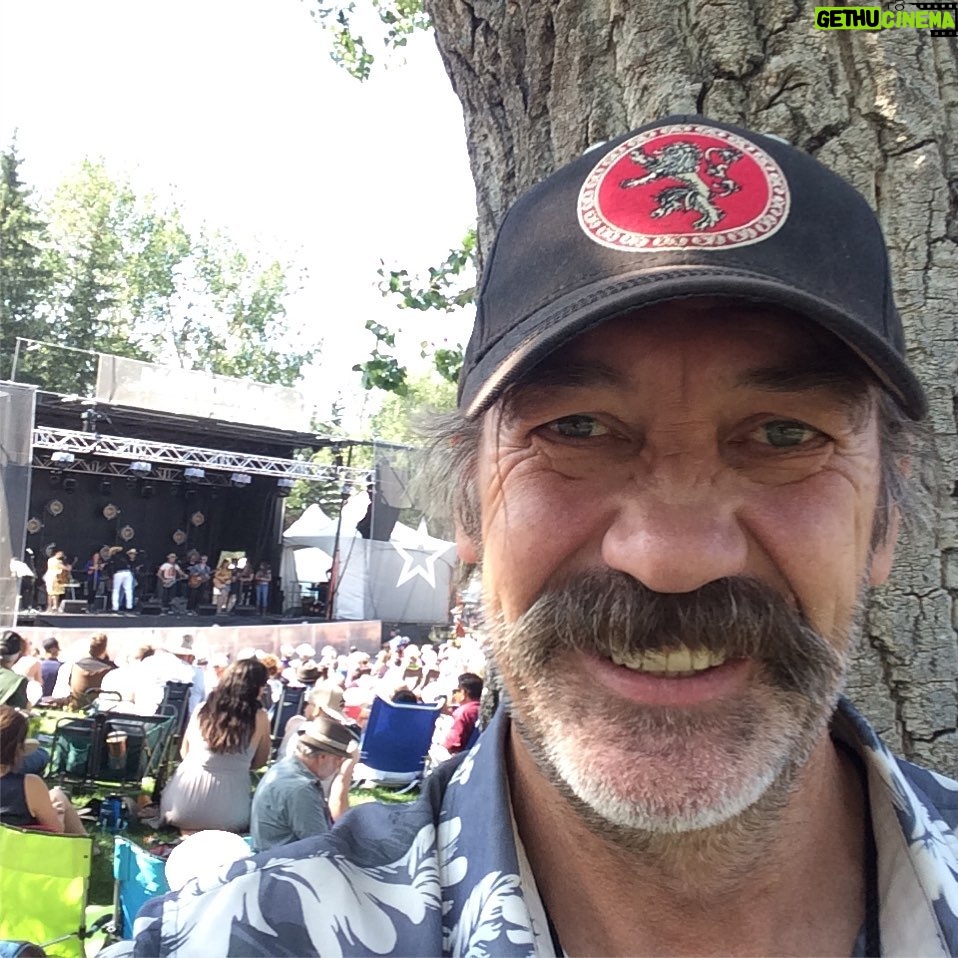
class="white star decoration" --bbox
[390,521,450,589]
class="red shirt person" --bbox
[442,672,483,754]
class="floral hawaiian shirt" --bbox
[103,698,958,957]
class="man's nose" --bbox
[601,486,749,594]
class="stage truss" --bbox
[32,427,370,486]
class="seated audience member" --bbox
[0,705,85,834]
[12,640,42,686]
[50,632,116,708]
[251,711,358,852]
[443,672,483,755]
[260,653,284,717]
[205,651,230,691]
[160,659,271,834]
[39,637,61,698]
[99,645,155,709]
[168,635,206,717]
[391,688,420,705]
[0,631,29,708]
[279,679,346,759]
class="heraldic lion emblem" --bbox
[619,140,743,231]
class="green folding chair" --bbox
[0,824,109,958]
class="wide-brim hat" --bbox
[296,662,322,684]
[458,114,928,420]
[297,710,358,757]
[308,682,344,712]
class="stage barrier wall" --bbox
[15,619,384,663]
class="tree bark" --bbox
[425,0,958,773]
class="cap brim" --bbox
[461,267,928,420]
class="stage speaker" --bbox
[198,604,217,617]
[60,600,87,614]
[93,595,108,612]
[233,605,257,617]
[140,602,162,616]
[356,499,399,541]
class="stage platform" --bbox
[18,611,299,631]
[13,613,384,662]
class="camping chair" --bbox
[270,684,306,759]
[353,696,445,791]
[0,824,111,958]
[158,681,192,736]
[111,836,171,940]
[47,708,177,794]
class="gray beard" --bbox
[486,571,860,874]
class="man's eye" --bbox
[755,420,822,448]
[544,415,610,439]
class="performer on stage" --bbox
[187,554,212,612]
[43,551,72,614]
[238,561,255,606]
[157,553,187,611]
[212,559,232,613]
[108,547,137,613]
[254,561,272,615]
[84,551,104,609]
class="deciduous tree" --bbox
[422,0,958,771]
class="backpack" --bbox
[68,657,115,709]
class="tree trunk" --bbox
[425,0,958,774]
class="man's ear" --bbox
[869,506,900,586]
[456,526,479,564]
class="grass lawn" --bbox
[84,784,417,908]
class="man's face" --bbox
[462,300,897,835]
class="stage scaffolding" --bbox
[32,427,369,485]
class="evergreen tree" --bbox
[0,138,54,379]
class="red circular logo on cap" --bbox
[578,123,790,251]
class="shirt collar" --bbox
[444,698,958,957]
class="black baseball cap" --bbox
[458,115,927,420]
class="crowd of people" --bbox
[22,549,274,617]
[0,624,487,852]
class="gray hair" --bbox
[294,739,322,760]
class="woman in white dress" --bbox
[160,659,271,835]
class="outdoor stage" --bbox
[13,613,385,662]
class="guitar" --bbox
[55,555,75,586]
[188,570,211,589]
[159,565,188,588]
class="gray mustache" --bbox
[500,571,843,695]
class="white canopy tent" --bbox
[281,499,458,623]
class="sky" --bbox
[0,0,477,430]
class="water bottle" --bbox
[98,795,129,833]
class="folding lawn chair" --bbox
[270,684,306,759]
[111,836,171,940]
[353,696,445,791]
[0,824,111,958]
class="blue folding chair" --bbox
[112,836,170,940]
[270,684,306,759]
[354,696,445,791]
